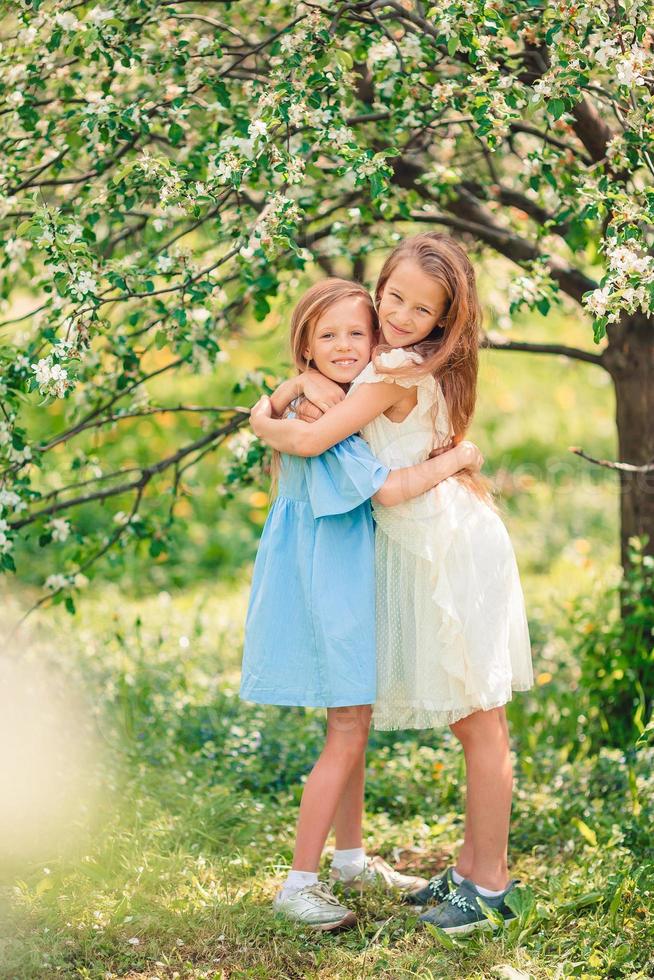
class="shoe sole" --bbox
[313,910,357,932]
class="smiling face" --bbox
[304,295,375,384]
[377,259,449,348]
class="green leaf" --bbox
[447,34,459,56]
[557,890,603,913]
[548,98,566,119]
[423,921,456,948]
[476,896,505,928]
[149,538,165,557]
[505,884,535,920]
[1,553,16,572]
[168,122,185,146]
[333,49,353,70]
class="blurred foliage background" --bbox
[9,252,619,602]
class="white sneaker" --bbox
[329,855,429,895]
[273,881,357,931]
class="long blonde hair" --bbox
[375,233,495,505]
[270,278,376,492]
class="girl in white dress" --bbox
[251,233,534,930]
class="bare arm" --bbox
[375,442,483,507]
[268,377,302,418]
[268,370,345,418]
[250,381,402,457]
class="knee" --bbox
[450,707,505,747]
[326,707,370,759]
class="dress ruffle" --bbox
[372,479,533,730]
[355,349,452,447]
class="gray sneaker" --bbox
[419,877,519,935]
[404,866,456,906]
[329,855,428,895]
[273,881,357,931]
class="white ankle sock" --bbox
[332,847,366,874]
[280,870,318,897]
[474,882,505,897]
[452,867,464,884]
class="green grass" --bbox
[0,582,652,980]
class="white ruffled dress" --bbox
[349,348,533,731]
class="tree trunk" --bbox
[604,315,654,574]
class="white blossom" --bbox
[0,489,24,513]
[606,242,654,279]
[8,444,32,465]
[248,119,268,140]
[18,26,38,44]
[54,12,79,31]
[0,517,12,553]
[45,573,70,592]
[327,126,355,150]
[49,518,71,543]
[229,429,256,461]
[86,8,116,26]
[70,271,98,298]
[5,238,29,262]
[157,254,174,272]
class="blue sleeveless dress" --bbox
[240,435,389,708]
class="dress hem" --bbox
[372,683,533,731]
[239,690,375,709]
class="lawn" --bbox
[0,579,651,980]
[1,287,651,978]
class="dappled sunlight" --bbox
[0,624,109,873]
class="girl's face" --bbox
[304,295,375,384]
[377,259,448,348]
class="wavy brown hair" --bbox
[375,233,495,506]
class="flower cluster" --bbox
[584,238,654,327]
[0,518,13,555]
[31,355,73,399]
[509,261,560,316]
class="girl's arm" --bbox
[250,381,402,457]
[375,442,483,507]
[268,371,345,418]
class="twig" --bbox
[570,447,654,473]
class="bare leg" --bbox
[332,749,367,850]
[449,706,512,891]
[292,705,371,871]
[453,783,474,879]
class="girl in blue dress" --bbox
[240,278,482,930]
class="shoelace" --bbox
[305,882,342,906]
[428,875,446,896]
[445,890,475,912]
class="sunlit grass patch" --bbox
[0,582,652,978]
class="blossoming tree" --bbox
[1,0,653,615]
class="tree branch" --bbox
[481,332,605,367]
[570,447,654,473]
[11,411,249,530]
